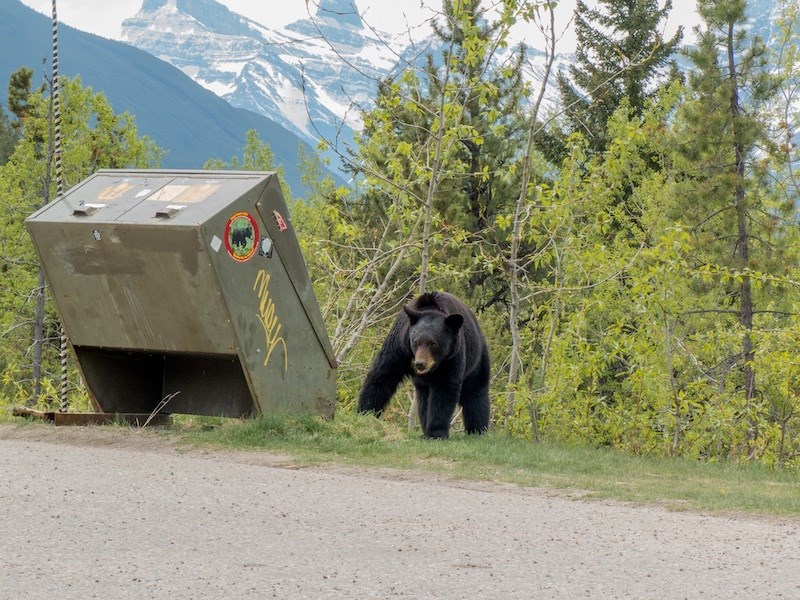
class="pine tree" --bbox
[541,1,683,418]
[667,0,788,453]
[0,107,15,165]
[7,67,38,131]
[430,0,528,237]
[557,0,683,154]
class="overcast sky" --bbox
[18,0,700,53]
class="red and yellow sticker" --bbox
[224,212,259,262]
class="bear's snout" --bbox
[412,347,435,375]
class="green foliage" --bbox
[351,0,533,300]
[204,129,292,200]
[661,0,793,459]
[1,360,92,413]
[3,1,799,470]
[7,66,38,127]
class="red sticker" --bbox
[224,212,259,262]
[273,210,287,232]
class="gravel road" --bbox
[0,423,798,599]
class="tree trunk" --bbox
[506,5,556,427]
[726,21,755,405]
[31,269,46,403]
[726,20,756,456]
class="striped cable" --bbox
[52,0,69,412]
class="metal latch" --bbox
[155,204,186,219]
[72,203,107,217]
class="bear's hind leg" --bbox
[460,384,490,434]
[460,354,491,434]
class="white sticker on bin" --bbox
[210,235,223,253]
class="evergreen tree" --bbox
[430,0,528,236]
[0,107,15,165]
[545,1,683,415]
[557,0,683,154]
[667,0,788,453]
[7,67,38,131]
[432,1,534,310]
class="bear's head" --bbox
[403,306,464,376]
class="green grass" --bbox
[176,412,800,518]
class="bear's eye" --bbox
[430,342,439,351]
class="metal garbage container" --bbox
[25,169,336,418]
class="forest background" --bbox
[2,0,800,467]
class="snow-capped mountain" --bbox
[121,0,565,164]
[121,0,404,159]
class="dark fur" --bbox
[357,291,491,439]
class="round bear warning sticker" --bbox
[224,212,259,262]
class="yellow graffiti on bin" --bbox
[253,270,288,372]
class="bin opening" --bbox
[74,347,254,418]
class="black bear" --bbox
[231,225,253,249]
[357,291,490,439]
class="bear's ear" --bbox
[403,305,421,325]
[444,313,464,333]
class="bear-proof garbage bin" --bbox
[25,169,336,418]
